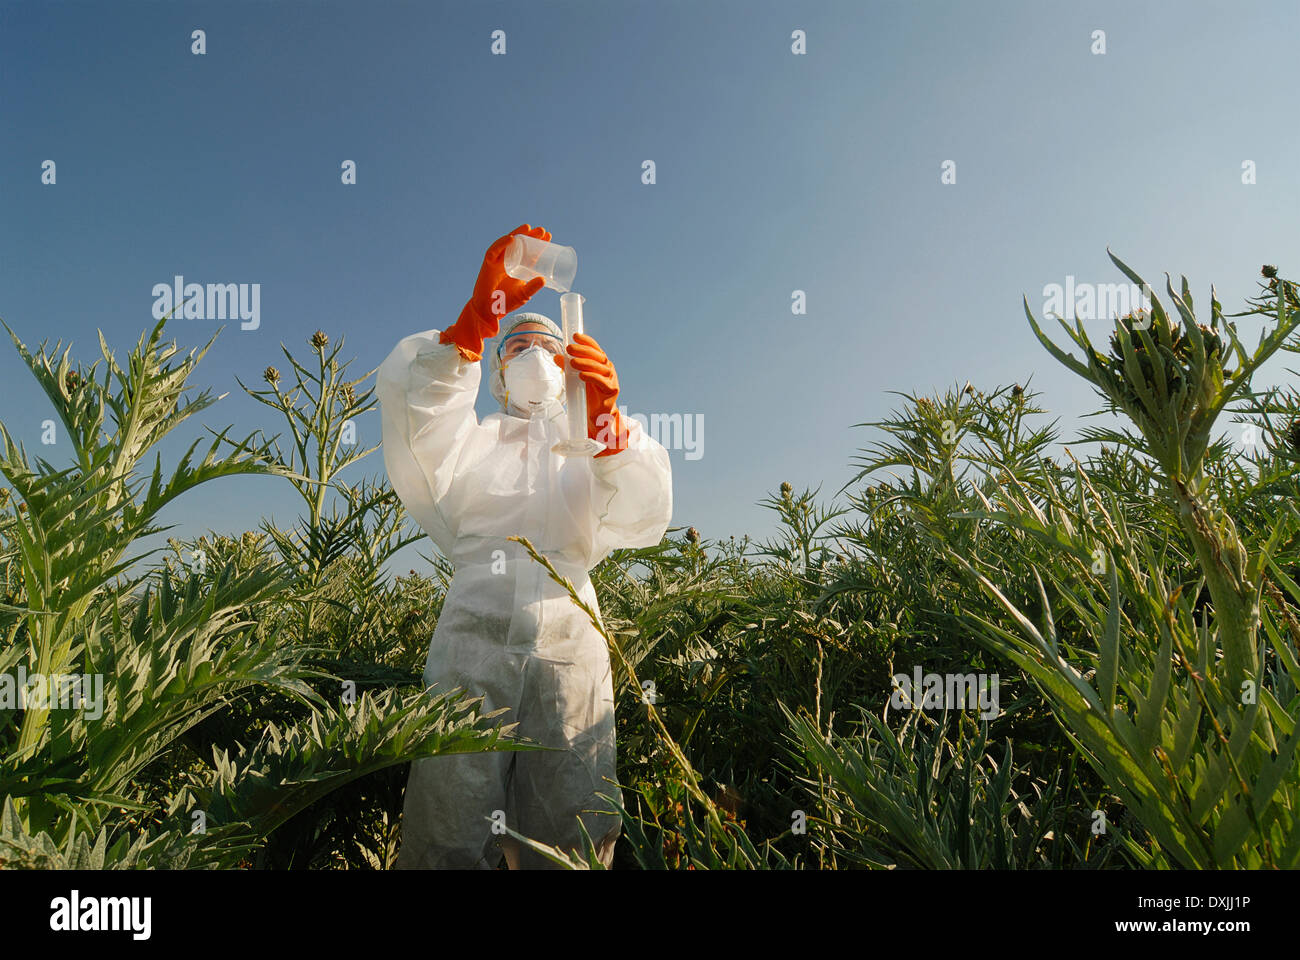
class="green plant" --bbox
[786,705,1087,868]
[933,256,1300,867]
[0,319,515,868]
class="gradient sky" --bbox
[3,0,1298,565]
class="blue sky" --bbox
[3,0,1299,562]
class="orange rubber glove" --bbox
[565,332,630,458]
[439,224,550,361]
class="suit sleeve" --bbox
[376,330,483,556]
[584,416,674,565]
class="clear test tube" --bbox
[553,292,606,457]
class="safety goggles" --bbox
[497,330,564,362]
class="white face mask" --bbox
[502,345,564,412]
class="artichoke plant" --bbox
[1024,251,1298,693]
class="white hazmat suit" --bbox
[378,311,673,869]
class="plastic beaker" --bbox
[504,235,578,294]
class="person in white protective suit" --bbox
[377,224,673,869]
